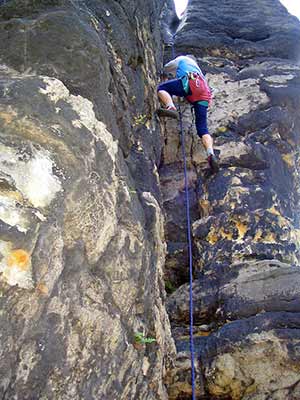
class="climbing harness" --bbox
[170,37,197,400]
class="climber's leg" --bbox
[201,133,214,152]
[157,90,175,109]
[194,102,219,173]
[157,79,186,119]
[157,90,179,119]
[202,134,219,172]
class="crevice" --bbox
[225,31,271,43]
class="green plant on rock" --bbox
[133,113,148,127]
[134,331,156,345]
[215,125,229,136]
[165,280,176,294]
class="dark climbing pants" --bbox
[157,78,209,137]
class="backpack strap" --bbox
[187,72,199,80]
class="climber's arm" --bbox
[163,58,179,77]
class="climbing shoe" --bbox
[156,107,179,120]
[207,154,219,173]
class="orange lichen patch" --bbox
[282,153,294,168]
[267,205,281,216]
[36,282,49,295]
[254,228,263,241]
[235,220,248,241]
[263,232,277,243]
[7,249,30,271]
[220,227,233,241]
[199,199,210,217]
[207,228,219,245]
[198,331,211,337]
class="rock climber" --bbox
[157,55,219,173]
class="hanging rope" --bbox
[170,36,196,400]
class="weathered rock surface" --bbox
[0,1,176,399]
[160,0,300,399]
[175,0,300,60]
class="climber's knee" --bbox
[194,103,209,137]
[157,79,186,97]
[195,119,209,137]
[197,131,210,138]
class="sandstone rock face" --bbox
[161,1,300,399]
[0,1,176,399]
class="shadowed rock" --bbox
[174,0,300,60]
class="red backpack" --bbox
[186,72,212,104]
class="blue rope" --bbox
[170,37,196,399]
[178,106,196,400]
